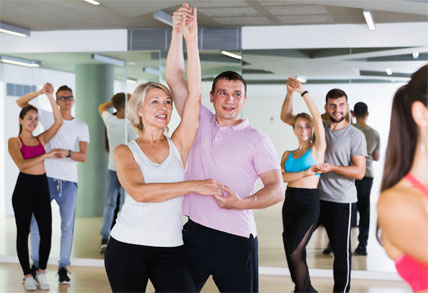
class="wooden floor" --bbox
[0,262,410,293]
[0,203,397,272]
[0,201,412,292]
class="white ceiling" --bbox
[0,0,427,30]
[0,0,427,82]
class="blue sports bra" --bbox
[285,148,320,177]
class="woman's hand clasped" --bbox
[195,179,224,197]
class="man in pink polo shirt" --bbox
[166,3,284,292]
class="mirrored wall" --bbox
[1,44,427,273]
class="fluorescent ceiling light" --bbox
[84,0,100,5]
[0,56,40,67]
[143,66,160,75]
[221,50,242,60]
[91,54,125,66]
[413,51,419,59]
[142,65,165,75]
[296,76,307,83]
[386,68,392,75]
[0,22,30,37]
[127,78,137,84]
[153,10,172,26]
[128,61,137,66]
[363,9,375,30]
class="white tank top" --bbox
[110,137,185,247]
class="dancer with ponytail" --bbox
[8,82,62,291]
[377,65,428,292]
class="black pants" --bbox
[12,172,52,275]
[318,201,352,293]
[282,187,319,292]
[104,237,195,292]
[355,177,374,247]
[183,219,258,292]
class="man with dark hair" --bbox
[165,3,283,292]
[282,87,366,292]
[351,102,380,256]
[211,71,247,95]
[97,92,137,253]
[17,85,89,284]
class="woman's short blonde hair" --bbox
[128,82,172,133]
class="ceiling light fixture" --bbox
[0,22,31,37]
[0,56,40,67]
[84,0,100,5]
[363,9,376,30]
[91,54,125,66]
[221,50,242,60]
[413,51,419,59]
[153,10,173,26]
[127,78,137,84]
[296,76,307,83]
[143,66,160,75]
[386,68,392,75]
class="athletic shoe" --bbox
[98,238,108,253]
[23,276,37,291]
[22,265,38,284]
[36,271,50,290]
[58,267,71,284]
[322,243,332,255]
[354,244,368,256]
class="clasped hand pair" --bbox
[197,179,242,210]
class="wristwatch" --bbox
[66,150,73,158]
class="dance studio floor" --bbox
[0,202,411,292]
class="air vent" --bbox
[128,28,241,51]
[6,83,37,97]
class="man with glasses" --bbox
[283,88,366,292]
[17,84,89,284]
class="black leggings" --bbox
[12,172,52,275]
[104,237,195,292]
[282,187,320,292]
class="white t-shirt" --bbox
[38,109,90,183]
[101,111,137,171]
[110,137,185,247]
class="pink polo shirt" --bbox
[183,105,280,238]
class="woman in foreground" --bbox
[377,65,428,292]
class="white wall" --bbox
[243,22,428,49]
[0,30,127,54]
[243,82,405,198]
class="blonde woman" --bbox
[280,77,326,292]
[104,8,224,292]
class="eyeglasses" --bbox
[57,96,74,101]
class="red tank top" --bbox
[19,136,46,159]
[394,173,428,292]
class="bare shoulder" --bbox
[8,137,20,147]
[281,150,291,162]
[114,144,133,162]
[378,181,426,221]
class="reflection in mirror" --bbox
[0,48,245,262]
[0,50,161,261]
[241,47,428,272]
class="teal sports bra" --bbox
[285,148,320,177]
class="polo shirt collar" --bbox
[213,116,249,130]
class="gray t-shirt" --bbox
[353,123,380,178]
[319,121,367,203]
